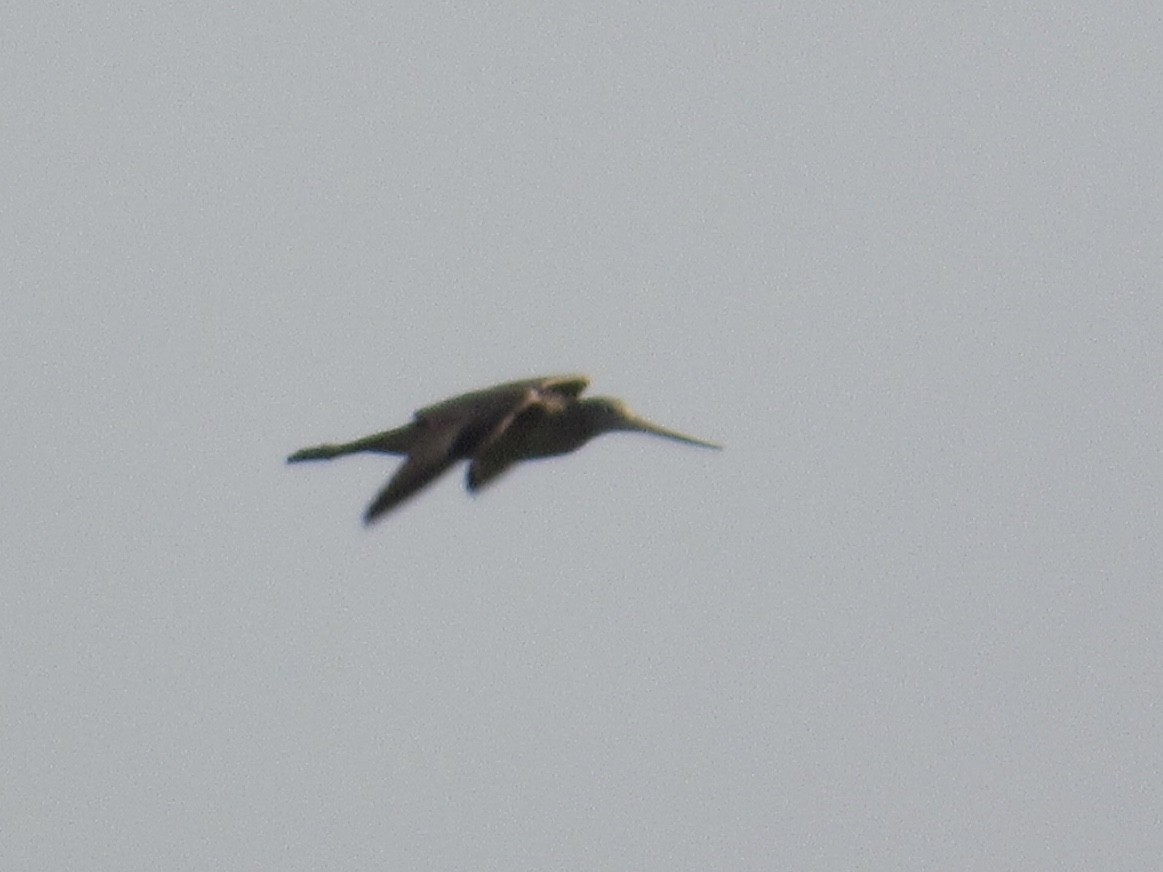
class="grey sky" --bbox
[4,3,1161,870]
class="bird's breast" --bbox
[485,412,592,462]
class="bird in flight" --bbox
[287,374,721,524]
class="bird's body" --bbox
[288,374,720,524]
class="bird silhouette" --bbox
[288,374,720,524]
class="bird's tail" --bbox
[287,425,414,463]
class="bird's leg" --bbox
[287,424,416,462]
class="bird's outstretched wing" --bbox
[363,377,587,521]
[465,384,579,492]
[362,419,463,524]
[464,403,547,492]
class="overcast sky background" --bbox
[4,3,1161,870]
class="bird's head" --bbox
[582,397,721,449]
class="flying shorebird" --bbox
[287,374,721,524]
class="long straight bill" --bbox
[628,416,722,450]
